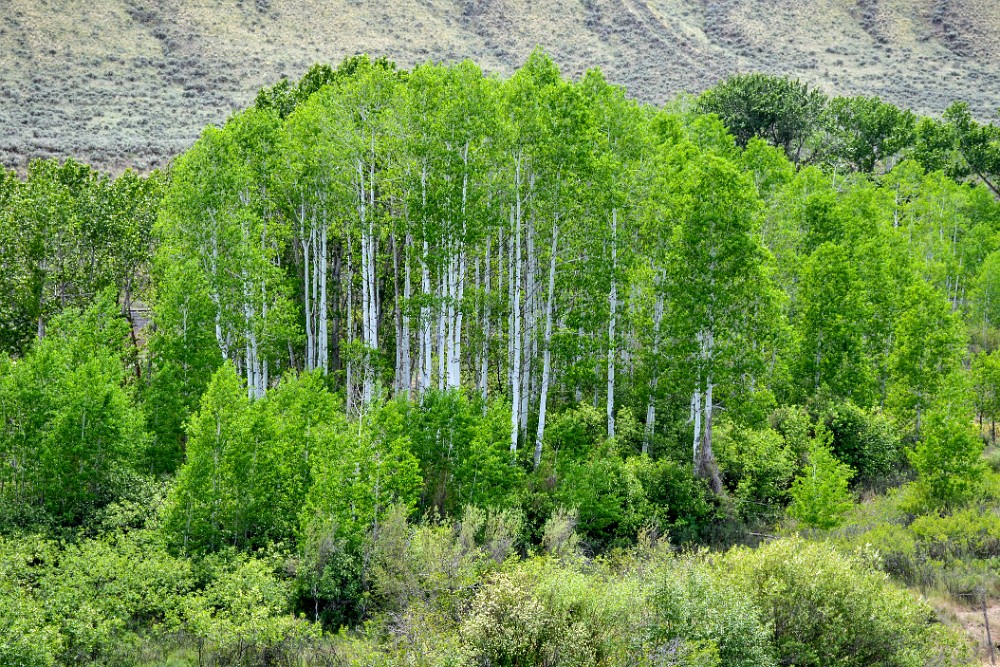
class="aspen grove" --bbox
[152,54,790,488]
[5,51,1000,665]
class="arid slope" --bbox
[0,0,997,171]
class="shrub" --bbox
[0,296,148,526]
[405,391,522,515]
[788,435,855,530]
[165,366,342,553]
[628,455,715,544]
[823,401,902,486]
[0,581,61,667]
[714,422,796,522]
[169,553,321,665]
[722,538,971,667]
[909,398,985,510]
[647,558,777,667]
[909,509,1000,561]
[461,560,649,667]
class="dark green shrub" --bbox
[823,401,902,487]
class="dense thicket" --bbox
[3,53,1000,665]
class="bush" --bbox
[169,553,321,665]
[628,456,715,544]
[823,401,902,487]
[909,399,985,510]
[405,391,522,515]
[0,581,61,667]
[714,422,797,522]
[909,509,1000,561]
[461,559,653,667]
[165,366,342,553]
[0,296,148,526]
[788,435,855,530]
[722,538,971,667]
[553,451,646,550]
[647,558,777,667]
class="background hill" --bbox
[1,0,998,172]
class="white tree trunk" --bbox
[691,386,702,464]
[480,236,492,403]
[401,233,412,399]
[319,223,329,373]
[534,222,558,468]
[420,238,432,396]
[607,208,617,439]
[643,287,664,454]
[510,158,524,454]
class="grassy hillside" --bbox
[1,0,998,172]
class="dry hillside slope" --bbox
[1,0,997,172]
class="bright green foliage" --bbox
[4,54,1000,666]
[0,527,319,667]
[972,250,1000,334]
[402,391,521,515]
[796,241,876,401]
[552,447,647,549]
[908,377,986,510]
[527,404,713,548]
[663,147,781,487]
[295,401,422,625]
[155,107,296,400]
[301,399,423,552]
[254,55,399,119]
[142,256,224,474]
[0,295,147,525]
[0,160,159,358]
[461,556,762,667]
[889,282,966,435]
[723,538,970,667]
[165,365,336,552]
[972,350,1000,443]
[627,456,715,544]
[714,422,797,522]
[788,433,854,530]
[944,101,1000,198]
[0,579,61,667]
[648,558,777,667]
[168,553,320,662]
[910,116,961,175]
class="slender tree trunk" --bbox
[643,286,664,455]
[534,222,558,468]
[694,331,722,492]
[520,214,534,436]
[420,238,432,396]
[607,208,617,439]
[480,236,491,403]
[319,223,329,373]
[393,229,403,395]
[510,158,524,455]
[302,210,314,370]
[402,234,412,399]
[691,386,701,464]
[346,233,355,414]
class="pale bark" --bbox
[643,285,664,455]
[534,222,558,468]
[510,158,524,454]
[607,208,617,439]
[480,236,492,403]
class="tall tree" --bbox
[665,150,779,490]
